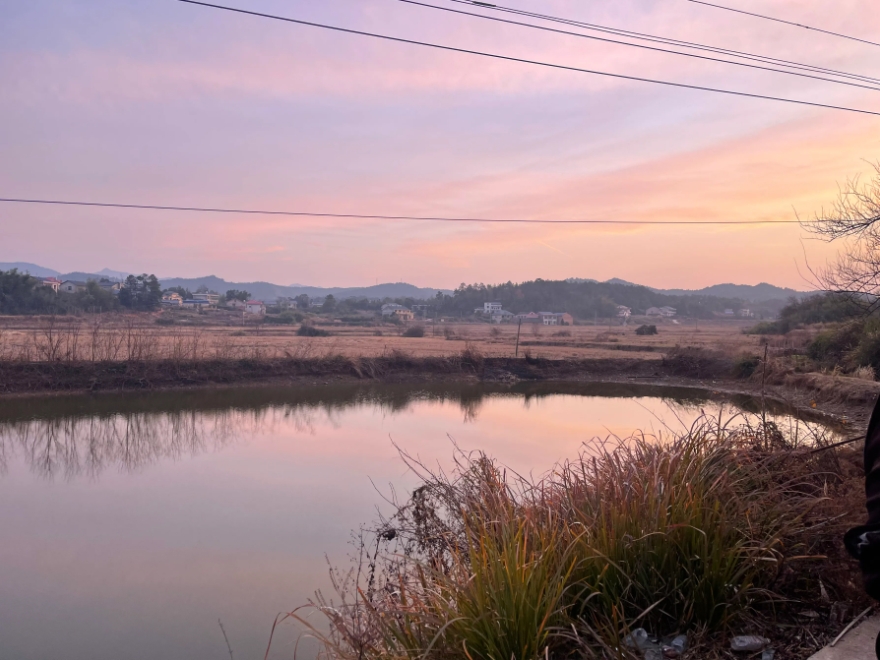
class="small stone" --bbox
[799,610,820,619]
[661,645,679,659]
[761,649,775,660]
[624,628,649,650]
[624,628,659,651]
[671,634,688,653]
[731,635,769,652]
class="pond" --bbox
[0,382,838,660]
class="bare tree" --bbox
[805,162,880,313]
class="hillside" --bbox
[157,276,450,301]
[657,282,806,302]
[568,277,807,302]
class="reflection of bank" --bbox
[0,382,837,480]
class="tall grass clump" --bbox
[294,416,858,659]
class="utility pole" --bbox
[515,319,522,358]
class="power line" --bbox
[396,0,880,93]
[688,0,880,49]
[446,0,880,87]
[176,0,880,116]
[0,197,805,225]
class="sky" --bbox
[1,0,880,289]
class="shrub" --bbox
[635,324,658,335]
[299,416,853,659]
[297,324,331,337]
[662,346,732,378]
[155,316,175,326]
[265,311,297,325]
[746,320,782,335]
[401,325,426,338]
[552,329,571,337]
[733,353,761,379]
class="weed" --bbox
[401,325,426,338]
[296,416,864,660]
[297,325,332,337]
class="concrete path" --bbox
[808,614,879,660]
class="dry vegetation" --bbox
[281,415,867,660]
[0,314,760,362]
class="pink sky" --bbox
[2,0,879,289]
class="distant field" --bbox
[0,314,766,362]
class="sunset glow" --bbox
[3,0,879,288]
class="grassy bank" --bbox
[290,417,867,660]
[0,353,620,394]
[0,349,726,395]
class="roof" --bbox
[61,280,87,286]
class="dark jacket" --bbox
[845,394,880,601]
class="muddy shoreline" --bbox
[1,354,876,430]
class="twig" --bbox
[830,606,873,646]
[218,618,234,660]
[810,434,864,453]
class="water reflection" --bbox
[0,382,842,660]
[0,382,830,480]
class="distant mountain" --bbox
[158,275,450,301]
[654,283,807,302]
[0,262,60,278]
[0,262,807,304]
[96,268,130,280]
[567,277,808,302]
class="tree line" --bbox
[0,270,162,314]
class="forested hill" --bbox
[435,280,791,319]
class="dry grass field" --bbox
[0,313,766,363]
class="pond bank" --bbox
[1,352,877,428]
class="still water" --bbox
[0,383,834,660]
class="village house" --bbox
[227,298,247,310]
[274,297,298,311]
[161,292,183,306]
[193,292,219,306]
[617,305,632,318]
[483,301,503,314]
[98,279,122,294]
[514,311,573,325]
[392,308,414,322]
[182,299,212,309]
[41,277,62,293]
[490,310,515,324]
[536,312,574,326]
[245,300,266,315]
[381,303,408,317]
[646,306,676,318]
[59,280,87,294]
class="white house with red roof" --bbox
[245,300,266,315]
[41,277,62,293]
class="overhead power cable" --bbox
[396,0,880,92]
[446,0,880,87]
[688,0,880,49]
[0,197,805,226]
[176,0,880,116]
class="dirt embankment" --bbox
[1,347,878,428]
[0,353,665,395]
